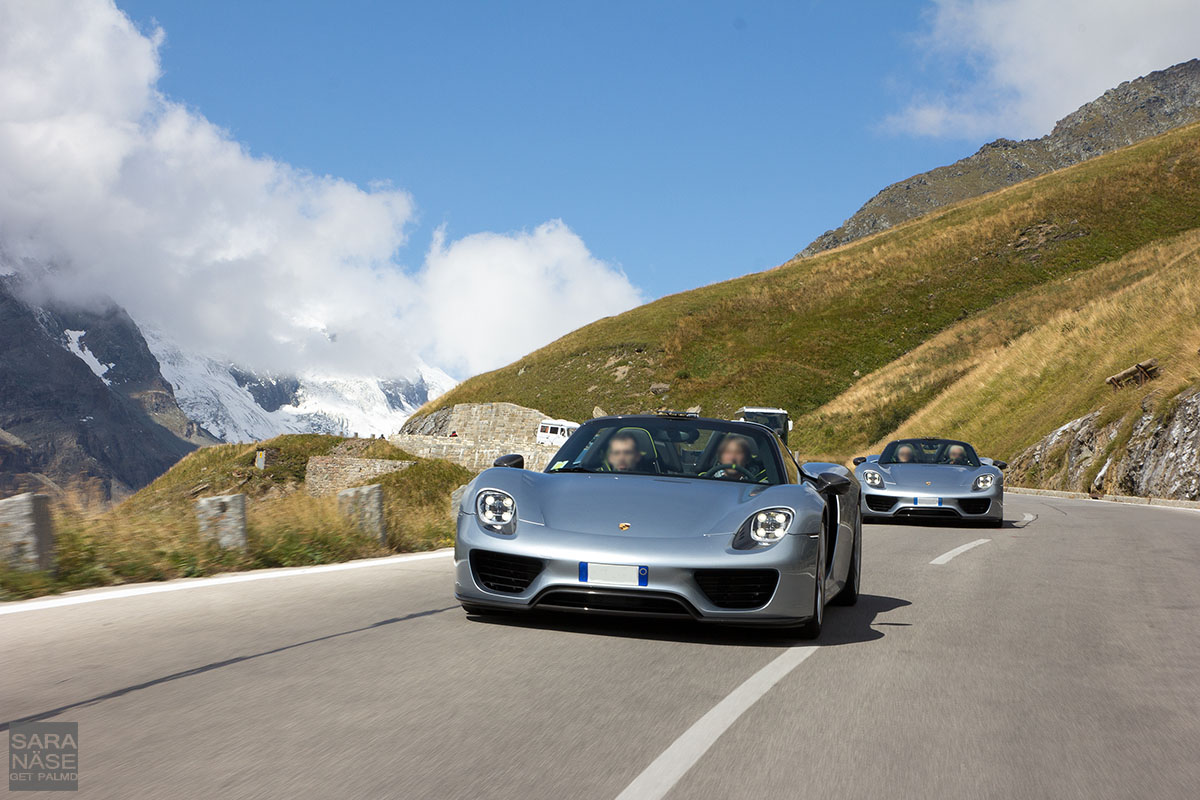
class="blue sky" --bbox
[114,1,981,298]
[6,1,1194,379]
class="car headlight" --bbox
[476,489,517,533]
[862,469,884,488]
[732,507,794,549]
[973,474,996,491]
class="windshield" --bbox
[741,411,788,437]
[879,438,981,467]
[546,418,785,485]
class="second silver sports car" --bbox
[853,437,1006,526]
[454,412,861,638]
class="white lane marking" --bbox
[615,645,819,800]
[1022,513,1035,523]
[0,550,453,616]
[930,538,991,565]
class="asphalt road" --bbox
[2,494,1199,799]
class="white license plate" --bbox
[579,562,648,587]
[913,496,943,507]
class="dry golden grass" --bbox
[886,230,1200,461]
[1,434,472,600]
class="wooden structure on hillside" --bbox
[1106,358,1159,390]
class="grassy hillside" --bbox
[420,123,1200,444]
[1,434,471,600]
[881,230,1200,463]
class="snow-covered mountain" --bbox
[144,328,455,443]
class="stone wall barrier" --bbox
[196,494,247,549]
[450,483,470,521]
[0,492,55,572]
[306,456,414,497]
[338,484,386,544]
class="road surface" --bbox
[2,494,1198,799]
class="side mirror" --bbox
[493,453,525,469]
[852,456,866,466]
[992,460,1008,470]
[815,471,852,495]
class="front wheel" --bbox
[791,517,827,639]
[831,515,861,606]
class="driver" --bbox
[945,444,968,465]
[602,432,642,472]
[896,444,916,463]
[704,435,763,482]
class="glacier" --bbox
[143,328,455,443]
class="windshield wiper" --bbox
[550,466,594,473]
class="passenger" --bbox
[945,444,968,465]
[602,432,642,472]
[705,435,761,481]
[896,444,916,463]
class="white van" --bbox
[536,419,579,447]
[735,407,793,439]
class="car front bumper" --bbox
[860,485,1003,522]
[454,513,821,625]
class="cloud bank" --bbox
[0,0,641,378]
[889,0,1200,139]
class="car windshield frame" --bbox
[878,438,981,467]
[544,417,787,485]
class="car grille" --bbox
[865,494,897,512]
[470,550,543,593]
[693,569,779,609]
[535,589,694,617]
[959,498,991,515]
[895,507,960,519]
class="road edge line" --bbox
[0,550,453,616]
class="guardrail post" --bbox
[337,484,386,544]
[0,493,55,572]
[196,494,248,549]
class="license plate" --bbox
[579,562,648,587]
[913,496,943,506]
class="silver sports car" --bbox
[454,412,862,638]
[853,438,1006,526]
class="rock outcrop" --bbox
[802,59,1200,256]
[1009,386,1200,500]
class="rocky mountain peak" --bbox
[801,59,1200,257]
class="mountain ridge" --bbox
[801,58,1200,256]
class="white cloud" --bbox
[889,0,1200,139]
[0,0,641,378]
[417,221,640,376]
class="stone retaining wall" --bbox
[389,434,559,472]
[400,402,548,442]
[306,457,414,497]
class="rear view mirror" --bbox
[493,453,525,469]
[852,456,866,466]
[815,471,852,495]
[992,460,1008,470]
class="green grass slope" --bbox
[420,123,1200,441]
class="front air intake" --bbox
[693,569,779,609]
[470,550,543,593]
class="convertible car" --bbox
[454,412,861,637]
[853,437,1006,526]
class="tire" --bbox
[792,515,827,639]
[987,518,1004,528]
[832,515,861,607]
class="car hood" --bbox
[532,473,776,538]
[868,463,981,490]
